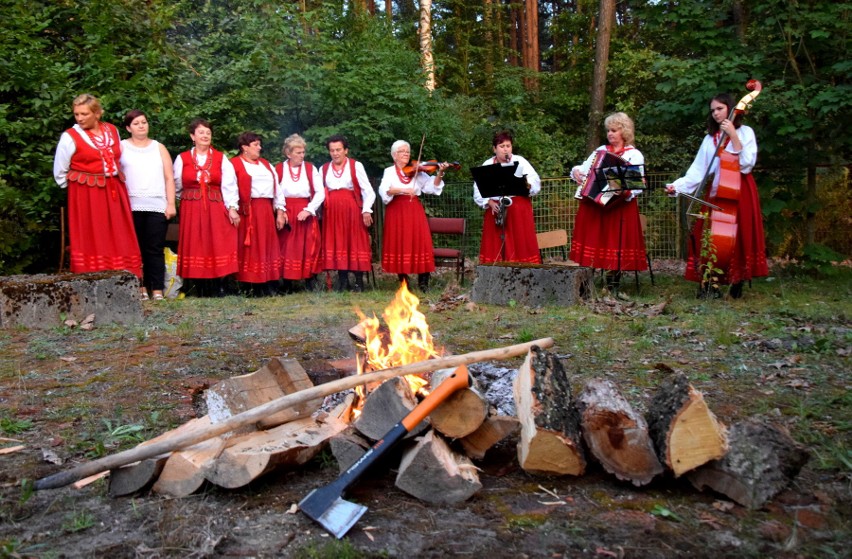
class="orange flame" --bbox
[356,282,441,395]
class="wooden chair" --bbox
[536,229,568,261]
[428,217,467,285]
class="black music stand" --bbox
[471,163,529,199]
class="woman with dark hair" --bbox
[319,134,376,292]
[173,118,240,297]
[666,93,768,299]
[570,112,648,290]
[473,130,541,264]
[53,94,142,279]
[275,134,324,291]
[379,139,448,291]
[231,131,287,296]
[120,109,176,301]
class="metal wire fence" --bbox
[371,172,682,263]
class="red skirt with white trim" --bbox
[320,189,372,272]
[569,197,648,271]
[68,177,142,277]
[279,197,322,280]
[177,197,238,279]
[381,196,435,274]
[684,173,768,284]
[237,198,281,283]
[479,196,541,264]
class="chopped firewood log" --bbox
[205,415,348,489]
[459,414,520,460]
[206,357,321,432]
[109,416,213,497]
[576,379,663,486]
[647,373,728,477]
[687,419,809,509]
[395,430,482,504]
[152,434,227,498]
[513,347,586,475]
[329,427,372,473]
[429,367,489,439]
[353,376,427,441]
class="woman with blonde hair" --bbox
[569,112,648,290]
[53,94,142,278]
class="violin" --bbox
[401,160,461,178]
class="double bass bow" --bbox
[680,79,763,276]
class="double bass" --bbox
[685,80,762,275]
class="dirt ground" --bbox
[0,266,849,558]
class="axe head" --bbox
[299,487,368,539]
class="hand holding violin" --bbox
[401,160,461,178]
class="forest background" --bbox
[0,0,849,275]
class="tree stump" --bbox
[395,430,482,504]
[513,347,585,475]
[471,265,593,307]
[687,419,809,509]
[647,373,728,477]
[0,272,142,328]
[576,379,663,486]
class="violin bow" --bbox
[414,133,426,174]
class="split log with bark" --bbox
[647,373,728,477]
[576,379,663,486]
[459,413,520,460]
[513,347,585,475]
[429,367,489,439]
[395,430,482,503]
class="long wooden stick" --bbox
[35,338,554,490]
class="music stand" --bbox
[471,163,529,198]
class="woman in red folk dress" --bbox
[379,140,448,292]
[666,93,768,299]
[570,112,648,290]
[320,134,376,292]
[231,132,287,297]
[473,130,542,265]
[275,134,324,292]
[173,118,240,297]
[53,94,142,278]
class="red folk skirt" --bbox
[570,197,648,271]
[320,189,372,272]
[237,198,281,283]
[278,197,322,280]
[177,196,238,279]
[479,196,541,265]
[67,177,142,278]
[684,173,768,284]
[381,196,435,274]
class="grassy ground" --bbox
[0,262,849,558]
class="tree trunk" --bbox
[509,3,519,66]
[483,0,495,89]
[420,0,436,92]
[522,0,540,90]
[586,0,615,152]
[385,0,392,22]
[805,163,817,245]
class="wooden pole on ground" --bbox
[35,338,554,490]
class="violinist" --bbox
[665,92,768,299]
[473,130,542,264]
[378,140,449,291]
[570,112,648,291]
[320,134,376,292]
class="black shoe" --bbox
[304,276,317,292]
[729,282,744,299]
[418,273,430,292]
[352,272,365,292]
[335,272,350,293]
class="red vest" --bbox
[231,156,276,213]
[275,161,315,198]
[321,158,363,208]
[180,149,224,189]
[66,124,122,186]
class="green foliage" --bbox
[0,415,33,435]
[61,510,96,533]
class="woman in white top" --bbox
[120,109,176,300]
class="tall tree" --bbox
[585,0,614,152]
[420,0,436,91]
[522,0,540,90]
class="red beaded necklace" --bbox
[395,165,412,184]
[288,161,302,183]
[331,160,346,179]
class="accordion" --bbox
[576,150,644,208]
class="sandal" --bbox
[152,292,165,301]
[140,290,150,301]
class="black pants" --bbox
[132,211,168,292]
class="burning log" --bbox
[459,413,520,460]
[576,379,663,486]
[395,430,482,504]
[205,415,348,489]
[354,377,426,441]
[429,368,489,439]
[35,338,553,491]
[206,357,321,432]
[687,419,809,509]
[513,347,586,475]
[647,373,728,477]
